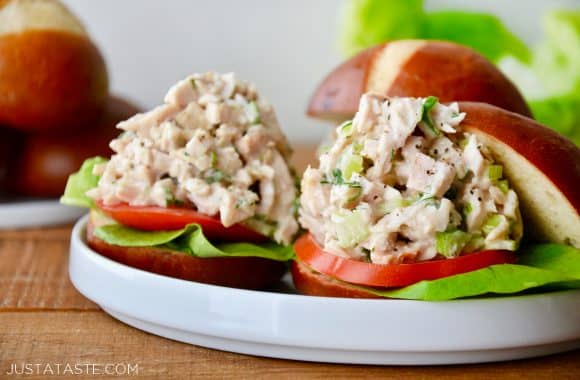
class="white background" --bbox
[62,0,577,143]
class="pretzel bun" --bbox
[0,0,108,131]
[308,40,531,122]
[459,102,580,248]
[86,211,287,290]
[12,96,139,197]
[291,260,378,298]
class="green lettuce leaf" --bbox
[60,157,107,208]
[339,1,530,63]
[95,223,295,261]
[340,0,425,57]
[328,244,580,300]
[532,11,580,96]
[529,93,580,145]
[424,11,530,63]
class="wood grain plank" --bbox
[0,225,71,241]
[1,312,578,380]
[291,144,318,174]
[0,226,97,310]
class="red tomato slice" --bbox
[294,233,517,288]
[97,202,267,243]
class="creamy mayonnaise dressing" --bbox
[87,72,298,244]
[299,94,523,264]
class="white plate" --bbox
[0,200,85,229]
[69,215,580,365]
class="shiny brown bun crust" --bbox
[459,102,580,247]
[86,216,287,290]
[0,30,108,131]
[291,260,379,298]
[12,96,139,197]
[308,40,531,121]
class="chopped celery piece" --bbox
[210,151,218,167]
[464,235,485,253]
[462,203,473,218]
[420,96,440,137]
[435,230,472,257]
[338,120,354,138]
[497,180,510,194]
[164,188,184,207]
[485,240,518,251]
[486,165,503,181]
[378,198,410,215]
[318,144,331,155]
[244,215,277,238]
[340,148,364,180]
[332,209,370,248]
[246,101,261,124]
[346,186,363,202]
[482,214,507,235]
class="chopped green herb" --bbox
[190,78,196,89]
[235,198,256,209]
[210,151,218,167]
[204,169,227,184]
[320,169,362,188]
[291,198,301,216]
[164,188,184,207]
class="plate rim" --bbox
[69,214,580,355]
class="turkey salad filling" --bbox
[85,72,299,245]
[299,94,523,264]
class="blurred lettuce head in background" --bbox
[340,0,580,145]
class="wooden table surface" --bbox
[1,146,579,379]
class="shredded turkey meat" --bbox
[299,94,523,264]
[87,72,298,244]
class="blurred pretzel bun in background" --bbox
[0,0,140,200]
[0,0,108,131]
[308,40,532,122]
[11,96,140,197]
